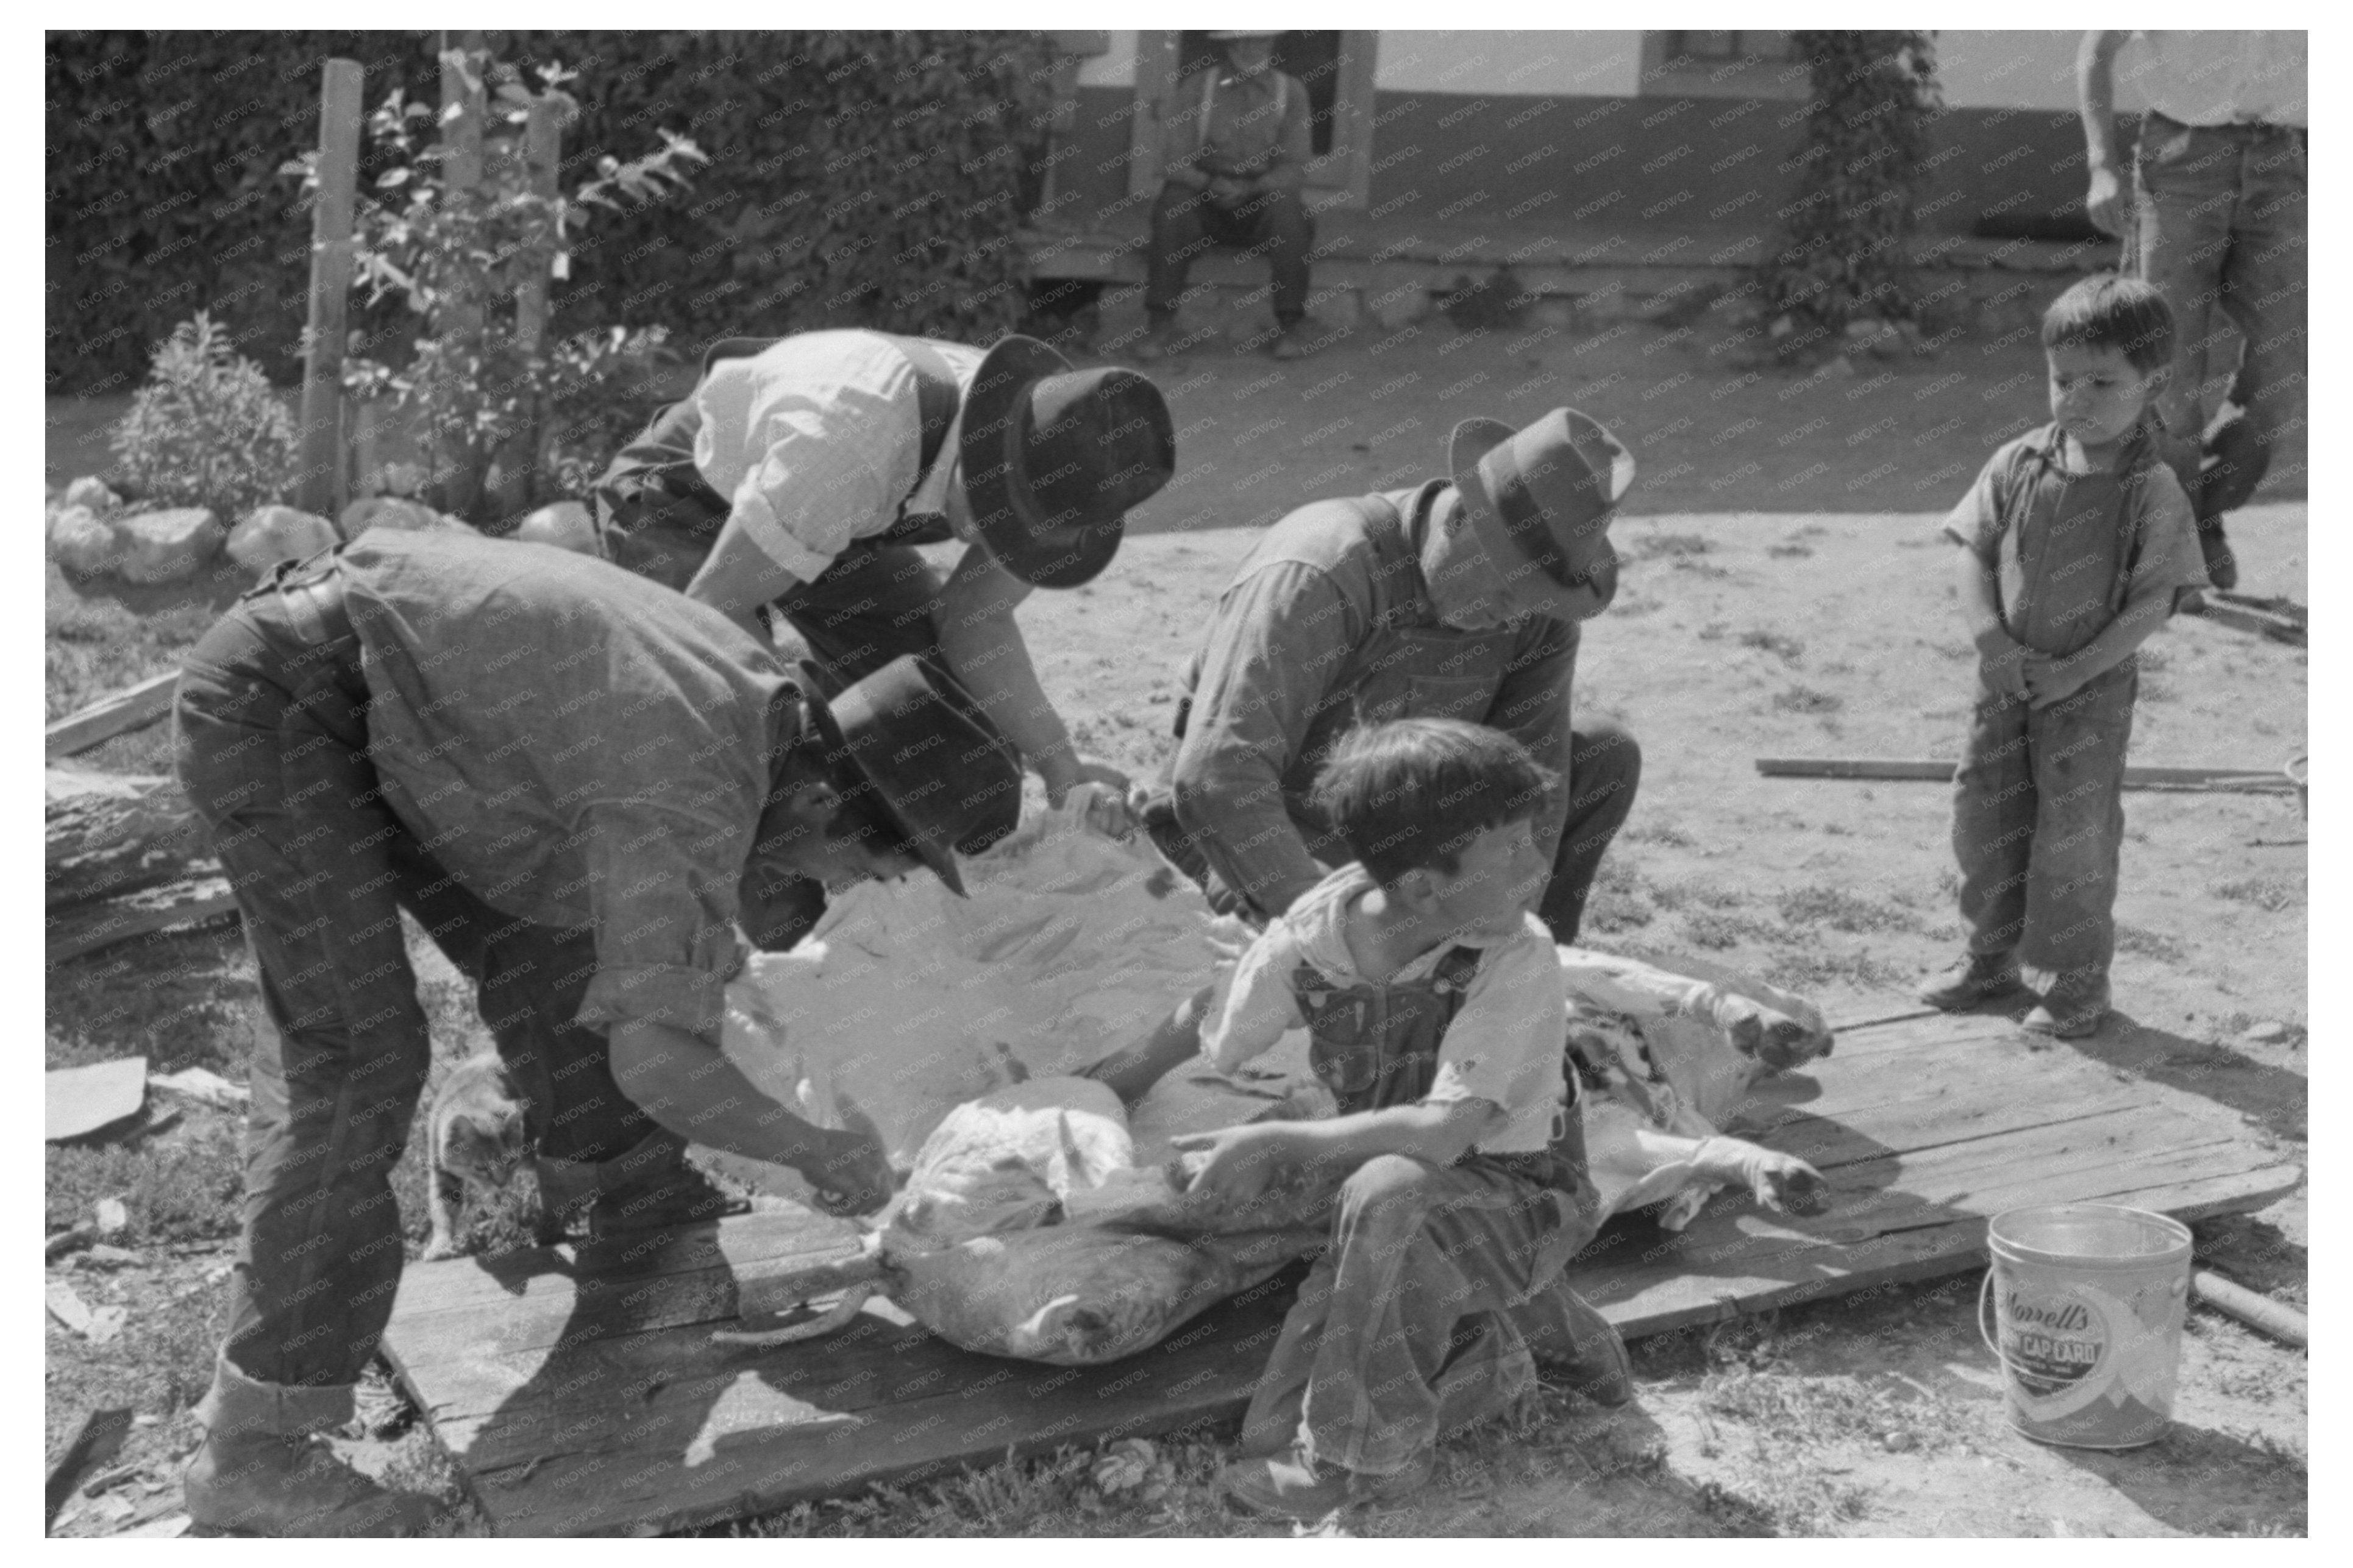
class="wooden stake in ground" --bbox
[435,33,490,520]
[295,59,363,519]
[1755,757,2298,793]
[487,94,566,520]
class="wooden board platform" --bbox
[383,1008,2301,1536]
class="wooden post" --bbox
[489,96,564,520]
[435,32,489,520]
[296,59,362,519]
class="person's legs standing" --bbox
[2216,126,2308,539]
[174,584,444,1534]
[2018,664,2137,1034]
[2132,115,2243,586]
[1930,679,2037,1006]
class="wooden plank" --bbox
[1754,756,2294,792]
[386,990,2303,1536]
[297,59,363,519]
[46,880,238,965]
[44,672,181,760]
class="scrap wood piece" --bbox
[2185,595,2304,646]
[45,1057,148,1142]
[44,1406,133,1526]
[46,767,213,909]
[45,1281,127,1344]
[149,1067,249,1110]
[2191,1269,2309,1349]
[44,670,180,761]
[1754,757,2296,792]
[2212,589,2305,626]
[47,878,240,966]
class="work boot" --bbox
[2021,973,2110,1040]
[185,1430,445,1537]
[588,1157,747,1240]
[1268,319,1319,361]
[1917,951,2024,1011]
[2195,520,2238,592]
[1128,317,1193,363]
[1218,1441,1435,1520]
[1532,1286,1634,1407]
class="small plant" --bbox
[289,54,702,524]
[107,312,299,519]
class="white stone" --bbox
[63,476,121,514]
[510,501,600,555]
[48,504,123,578]
[227,505,340,575]
[115,508,226,585]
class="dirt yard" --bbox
[44,294,2308,1538]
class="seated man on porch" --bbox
[1134,31,1322,363]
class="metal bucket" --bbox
[1978,1203,2192,1449]
[2285,754,2307,820]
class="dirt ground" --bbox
[43,296,2309,1538]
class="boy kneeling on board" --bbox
[1100,716,1631,1519]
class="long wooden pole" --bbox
[435,33,489,520]
[1754,757,2298,793]
[489,95,564,520]
[295,59,362,520]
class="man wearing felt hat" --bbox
[172,530,1020,1534]
[592,329,1173,850]
[1145,408,1642,941]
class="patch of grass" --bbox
[45,1257,229,1433]
[1681,910,1779,950]
[47,1112,245,1244]
[1767,544,1813,559]
[1623,820,1696,848]
[1770,685,1843,715]
[1738,630,1803,661]
[1774,885,1920,934]
[1764,946,1914,994]
[2213,878,2300,913]
[1702,1369,1963,1455]
[1645,876,1748,913]
[2114,923,2188,963]
[1632,531,1711,559]
[1697,621,1729,641]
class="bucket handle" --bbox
[1977,1269,2002,1365]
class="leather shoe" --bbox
[1219,1441,1434,1520]
[186,1431,446,1538]
[1918,952,2024,1011]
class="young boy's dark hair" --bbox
[2040,273,2176,376]
[1309,717,1557,887]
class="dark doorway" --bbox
[1174,31,1344,156]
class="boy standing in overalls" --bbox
[1169,717,1631,1519]
[1918,275,2211,1037]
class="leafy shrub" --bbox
[107,311,299,516]
[1757,31,1942,361]
[308,55,701,522]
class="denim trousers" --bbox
[1949,661,2138,987]
[175,569,661,1427]
[2131,112,2307,491]
[1239,1153,1604,1475]
[1145,182,1315,326]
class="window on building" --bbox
[1128,31,1378,208]
[1640,30,1811,99]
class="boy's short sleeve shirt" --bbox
[1942,424,2207,657]
[1200,865,1570,1154]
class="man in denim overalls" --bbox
[1148,408,1642,942]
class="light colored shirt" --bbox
[690,330,984,585]
[2123,31,2306,127]
[1201,864,1570,1154]
[343,531,789,1040]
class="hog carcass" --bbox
[714,800,1832,1366]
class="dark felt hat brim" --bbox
[959,335,1125,589]
[1448,410,1631,619]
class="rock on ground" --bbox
[227,506,340,575]
[47,504,123,578]
[510,501,600,555]
[115,508,225,586]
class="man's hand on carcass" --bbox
[801,1097,897,1216]
[1171,1122,1297,1211]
